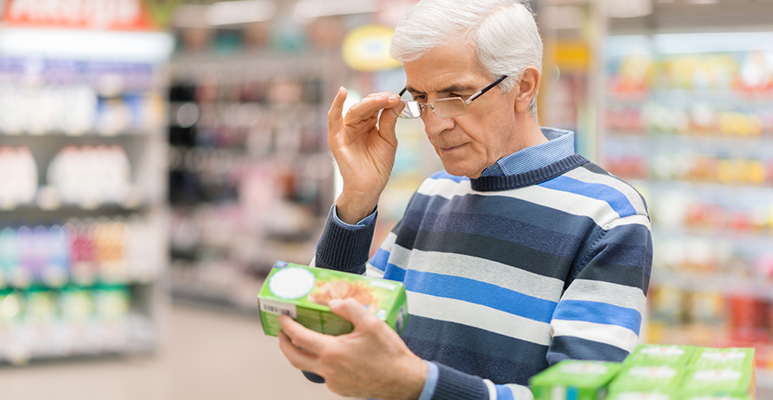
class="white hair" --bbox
[390,0,543,117]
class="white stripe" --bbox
[605,214,651,230]
[408,291,552,345]
[561,279,646,315]
[417,178,649,230]
[484,379,497,400]
[505,384,534,400]
[564,166,648,216]
[551,319,640,352]
[365,265,385,278]
[389,246,565,302]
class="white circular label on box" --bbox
[628,366,677,378]
[615,393,671,400]
[558,363,608,375]
[641,347,684,356]
[269,267,316,300]
[692,369,741,381]
[701,351,745,361]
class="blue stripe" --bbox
[403,269,557,323]
[383,263,407,282]
[538,176,637,218]
[429,170,468,183]
[370,248,390,271]
[552,300,642,334]
[496,385,514,400]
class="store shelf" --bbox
[650,270,773,301]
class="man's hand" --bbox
[278,298,426,400]
[328,87,403,224]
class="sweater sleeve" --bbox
[546,213,653,365]
[314,205,377,274]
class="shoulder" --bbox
[551,162,648,217]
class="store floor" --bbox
[0,303,359,400]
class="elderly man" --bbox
[277,0,652,399]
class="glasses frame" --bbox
[397,75,508,119]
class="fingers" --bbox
[344,92,401,126]
[279,314,329,355]
[278,330,319,372]
[328,298,379,330]
[327,86,348,133]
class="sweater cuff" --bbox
[315,205,376,274]
[430,363,489,400]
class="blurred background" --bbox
[0,0,772,398]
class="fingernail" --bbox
[389,94,400,102]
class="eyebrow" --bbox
[405,82,477,95]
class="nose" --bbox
[422,109,455,138]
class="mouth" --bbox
[437,143,465,155]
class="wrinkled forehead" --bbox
[402,43,489,95]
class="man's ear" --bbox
[514,66,540,114]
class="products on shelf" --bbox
[46,145,136,208]
[0,60,164,136]
[604,35,773,380]
[0,284,136,364]
[0,146,38,209]
[0,216,162,289]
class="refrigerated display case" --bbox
[601,31,773,388]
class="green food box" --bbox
[529,360,623,400]
[606,391,678,400]
[258,261,408,337]
[624,344,695,366]
[680,367,754,397]
[682,394,752,400]
[608,365,684,393]
[688,347,755,369]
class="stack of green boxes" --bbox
[530,345,756,399]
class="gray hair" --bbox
[390,0,543,117]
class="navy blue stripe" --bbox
[394,228,573,281]
[401,208,583,259]
[539,175,637,218]
[407,192,597,244]
[401,315,549,371]
[581,162,649,210]
[403,269,556,323]
[552,300,642,334]
[585,224,653,273]
[403,332,545,386]
[547,335,630,365]
[578,263,651,295]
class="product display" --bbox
[530,344,756,399]
[0,146,38,209]
[0,25,170,364]
[604,33,773,382]
[258,261,407,337]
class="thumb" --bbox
[328,298,376,328]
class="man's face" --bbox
[402,42,522,179]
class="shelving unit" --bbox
[166,50,340,313]
[601,31,773,387]
[0,25,173,364]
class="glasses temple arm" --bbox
[467,75,508,103]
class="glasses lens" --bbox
[398,101,423,119]
[432,98,467,118]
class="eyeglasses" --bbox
[396,75,508,119]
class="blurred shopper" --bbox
[277,1,652,399]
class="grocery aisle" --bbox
[0,303,359,400]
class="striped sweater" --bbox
[315,154,652,400]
